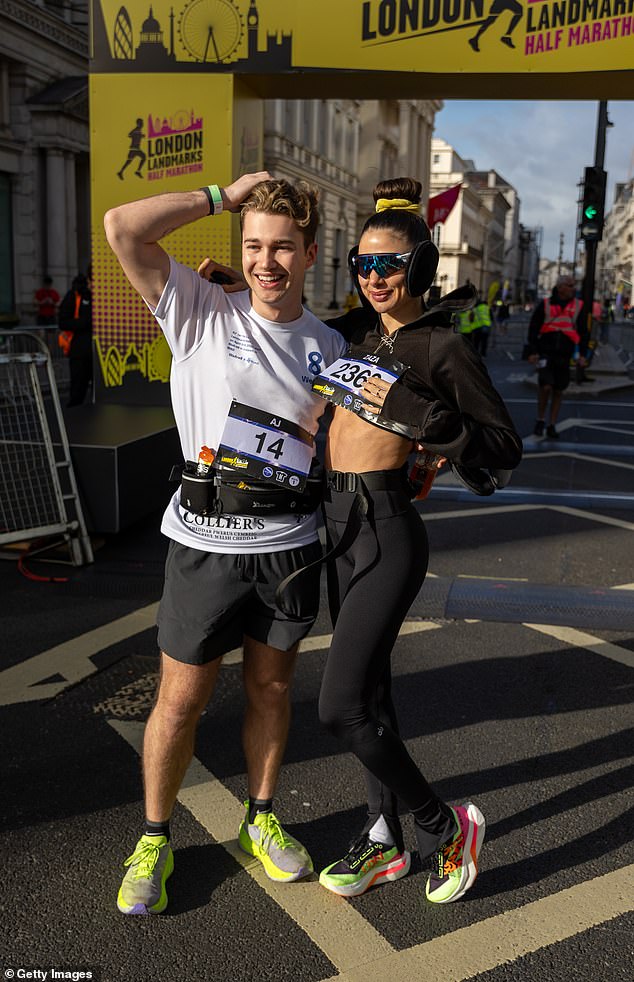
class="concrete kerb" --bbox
[411,574,634,632]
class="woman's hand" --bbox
[359,376,392,414]
[414,442,447,470]
[197,257,248,293]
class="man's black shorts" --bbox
[157,539,323,665]
[538,355,571,391]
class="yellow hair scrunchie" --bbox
[375,197,421,214]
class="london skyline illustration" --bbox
[93,0,293,73]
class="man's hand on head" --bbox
[221,172,273,212]
[198,257,247,293]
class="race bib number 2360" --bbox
[312,353,407,415]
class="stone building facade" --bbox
[263,98,441,315]
[263,98,360,315]
[596,178,634,309]
[1,0,90,323]
[429,136,541,302]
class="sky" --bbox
[433,101,634,263]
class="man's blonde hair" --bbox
[240,179,320,247]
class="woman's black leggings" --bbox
[318,470,454,857]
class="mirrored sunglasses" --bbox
[352,252,411,279]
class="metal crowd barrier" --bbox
[0,331,93,566]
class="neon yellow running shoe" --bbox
[238,805,313,882]
[117,834,174,914]
[425,802,485,904]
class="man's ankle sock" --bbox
[248,798,273,824]
[144,819,170,841]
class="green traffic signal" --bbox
[584,205,598,220]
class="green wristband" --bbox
[200,184,224,216]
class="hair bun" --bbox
[373,177,422,206]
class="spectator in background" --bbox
[495,298,510,336]
[471,296,492,358]
[58,266,93,407]
[34,275,60,325]
[598,298,614,344]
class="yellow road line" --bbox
[320,865,634,982]
[110,719,633,982]
[0,601,159,706]
[109,720,393,974]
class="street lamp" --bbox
[328,256,341,309]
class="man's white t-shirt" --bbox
[150,257,346,554]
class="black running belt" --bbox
[274,469,407,620]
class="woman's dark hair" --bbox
[361,177,431,246]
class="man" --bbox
[34,275,60,325]
[58,267,93,407]
[104,173,346,914]
[471,296,492,358]
[525,275,587,439]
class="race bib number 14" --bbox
[217,401,314,491]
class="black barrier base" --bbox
[60,404,181,534]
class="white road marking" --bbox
[110,720,393,973]
[524,450,634,473]
[523,624,634,669]
[550,506,634,532]
[223,621,441,665]
[3,502,631,706]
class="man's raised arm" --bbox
[104,172,271,307]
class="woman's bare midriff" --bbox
[325,406,412,473]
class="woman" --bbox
[314,177,522,904]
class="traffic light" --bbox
[579,166,606,242]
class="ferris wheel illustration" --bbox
[178,0,244,63]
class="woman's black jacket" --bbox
[327,285,522,472]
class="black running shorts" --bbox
[157,539,323,665]
[538,354,571,391]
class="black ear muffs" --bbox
[405,239,439,297]
[348,241,440,303]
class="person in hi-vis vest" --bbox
[525,275,588,439]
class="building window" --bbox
[0,172,15,317]
[433,153,440,164]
